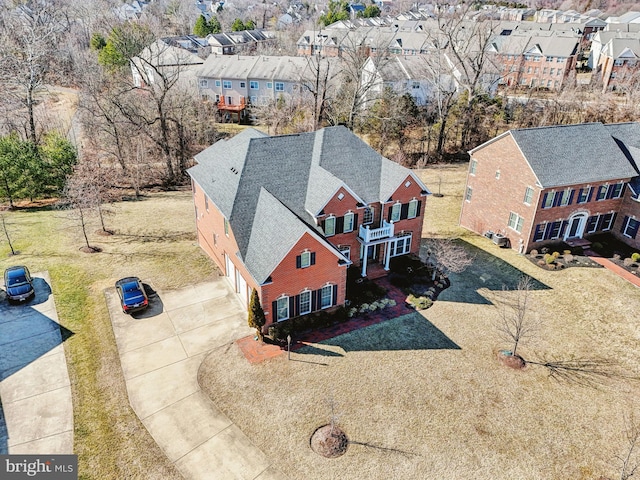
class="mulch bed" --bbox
[310,424,349,458]
[525,251,601,271]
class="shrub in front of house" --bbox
[632,252,640,263]
[407,294,433,310]
[268,306,349,343]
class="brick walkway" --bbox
[585,251,640,288]
[237,278,414,364]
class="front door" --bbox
[565,213,586,240]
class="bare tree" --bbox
[422,237,475,281]
[1,214,17,255]
[0,0,69,143]
[617,414,640,480]
[496,275,539,357]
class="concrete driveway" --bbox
[106,277,286,480]
[0,271,74,454]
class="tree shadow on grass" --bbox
[437,239,550,305]
[299,313,460,353]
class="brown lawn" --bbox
[199,164,640,480]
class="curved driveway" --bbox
[106,277,286,480]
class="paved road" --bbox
[0,271,74,454]
[106,278,287,480]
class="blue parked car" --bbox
[115,277,149,314]
[4,266,35,302]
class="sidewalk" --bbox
[586,253,640,288]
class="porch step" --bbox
[566,238,592,248]
[366,264,388,280]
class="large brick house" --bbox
[460,122,640,253]
[188,126,430,328]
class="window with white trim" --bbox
[276,296,289,321]
[215,80,221,87]
[205,195,209,211]
[465,186,472,202]
[199,79,208,88]
[495,170,501,180]
[390,203,401,222]
[299,290,311,315]
[250,81,259,89]
[577,187,591,203]
[343,212,354,232]
[542,192,554,208]
[224,218,229,236]
[558,188,572,207]
[275,82,284,91]
[602,212,616,231]
[523,186,534,205]
[324,216,336,236]
[596,185,607,200]
[338,245,350,260]
[320,285,333,309]
[223,80,232,89]
[300,251,311,268]
[470,159,477,175]
[240,81,246,88]
[363,206,374,225]
[608,182,623,199]
[408,199,418,218]
[390,234,412,257]
[508,212,524,233]
[267,82,273,89]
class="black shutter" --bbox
[321,219,325,232]
[631,219,640,239]
[544,223,552,240]
[587,187,594,202]
[296,255,301,268]
[311,290,318,311]
[336,216,344,234]
[332,285,338,306]
[271,301,277,320]
[310,252,316,265]
[606,185,614,199]
[567,189,575,205]
[316,289,322,309]
[400,203,409,220]
[541,192,549,208]
[353,213,358,227]
[416,201,422,216]
[294,295,300,317]
[553,191,561,207]
[288,297,295,318]
[387,206,392,221]
[596,215,605,231]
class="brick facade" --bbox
[460,133,635,253]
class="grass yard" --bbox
[199,164,640,480]
[0,192,217,479]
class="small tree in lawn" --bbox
[496,275,539,358]
[1,214,17,255]
[422,237,475,281]
[248,289,266,341]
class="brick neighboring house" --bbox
[188,126,430,329]
[459,122,640,253]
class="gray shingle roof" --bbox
[188,126,428,284]
[508,123,638,188]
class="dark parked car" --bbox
[4,266,35,302]
[115,277,149,314]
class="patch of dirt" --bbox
[95,229,114,236]
[310,424,349,458]
[497,351,526,369]
[79,246,102,253]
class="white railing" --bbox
[359,220,394,243]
